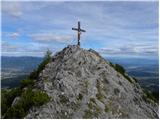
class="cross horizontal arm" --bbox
[72,28,78,31]
[80,29,86,32]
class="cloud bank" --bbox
[1,1,158,58]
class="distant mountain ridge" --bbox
[1,56,43,88]
[1,56,42,72]
[1,55,159,93]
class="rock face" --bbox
[25,45,158,119]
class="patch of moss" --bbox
[96,94,103,101]
[32,90,50,106]
[88,101,94,109]
[43,79,50,83]
[96,80,105,101]
[83,98,100,118]
[83,109,94,119]
[83,106,100,118]
[90,98,96,104]
[104,105,110,112]
[84,80,89,88]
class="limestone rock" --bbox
[25,45,158,119]
[11,97,21,107]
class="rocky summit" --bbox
[25,45,158,119]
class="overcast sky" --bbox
[2,1,159,58]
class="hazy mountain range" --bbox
[1,56,159,94]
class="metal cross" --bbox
[72,21,86,46]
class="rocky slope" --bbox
[25,45,158,119]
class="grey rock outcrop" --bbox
[11,97,21,107]
[25,45,158,119]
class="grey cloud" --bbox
[99,44,158,55]
[2,41,18,52]
[2,2,22,17]
[30,33,73,44]
[2,32,20,39]
[1,41,60,57]
[10,32,20,39]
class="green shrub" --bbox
[5,102,26,119]
[83,109,94,119]
[112,64,133,83]
[84,80,89,88]
[114,64,125,74]
[133,77,138,83]
[21,79,34,88]
[32,90,50,106]
[151,91,159,101]
[4,88,50,118]
[143,89,158,103]
[90,98,96,104]
[109,62,114,68]
[3,49,52,118]
[37,49,52,74]
[28,70,39,79]
[104,105,110,112]
[1,88,22,116]
[96,80,104,101]
[124,74,133,83]
[29,49,52,79]
[84,98,100,118]
[96,93,104,101]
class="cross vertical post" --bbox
[72,21,86,46]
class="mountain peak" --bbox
[24,45,158,119]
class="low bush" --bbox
[21,79,34,88]
[4,88,50,119]
[83,98,100,118]
[104,105,110,112]
[112,64,133,83]
[143,89,158,103]
[1,88,22,116]
[28,70,39,80]
[32,90,50,106]
[5,102,26,119]
[3,50,52,118]
[29,49,52,79]
[114,64,125,74]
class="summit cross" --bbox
[72,21,86,46]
